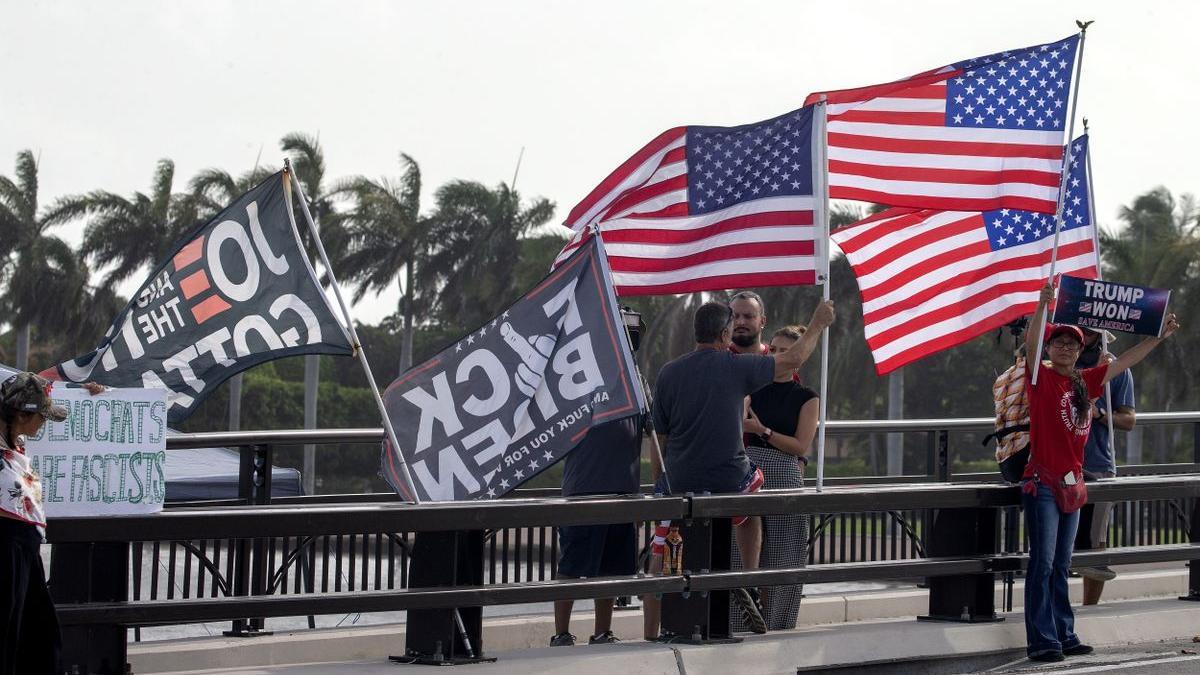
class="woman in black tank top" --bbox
[731,326,819,631]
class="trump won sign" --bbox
[381,236,644,502]
[1053,274,1172,336]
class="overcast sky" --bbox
[4,0,1195,325]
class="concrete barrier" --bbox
[130,569,1192,673]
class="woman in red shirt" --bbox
[1021,283,1180,662]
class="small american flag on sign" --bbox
[807,34,1079,215]
[556,106,820,296]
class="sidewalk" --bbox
[132,568,1193,673]
[154,596,1200,674]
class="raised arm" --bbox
[774,300,835,380]
[1026,282,1054,361]
[1104,312,1179,385]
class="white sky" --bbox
[3,0,1195,325]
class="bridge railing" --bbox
[42,413,1200,670]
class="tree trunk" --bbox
[400,260,415,373]
[303,355,319,495]
[886,368,905,475]
[227,373,243,431]
[14,322,30,371]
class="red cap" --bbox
[1045,323,1085,345]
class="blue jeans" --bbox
[1022,481,1082,656]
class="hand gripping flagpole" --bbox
[814,97,832,492]
[1031,20,1092,386]
[284,160,422,504]
[1082,119,1117,455]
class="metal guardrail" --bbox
[49,476,1200,626]
[160,411,1200,447]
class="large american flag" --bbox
[556,106,819,296]
[831,135,1097,375]
[806,34,1079,215]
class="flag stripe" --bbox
[564,128,686,230]
[614,269,817,296]
[609,240,815,273]
[829,185,1057,214]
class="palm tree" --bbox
[329,153,427,372]
[1099,187,1200,460]
[281,132,339,494]
[46,159,199,286]
[421,181,556,331]
[188,162,278,431]
[189,164,277,217]
[0,150,88,369]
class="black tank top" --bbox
[748,381,818,443]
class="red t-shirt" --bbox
[1023,361,1108,480]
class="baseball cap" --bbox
[0,372,68,422]
[1045,324,1085,345]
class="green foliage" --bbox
[6,140,1199,493]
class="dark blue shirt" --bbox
[561,416,642,497]
[1084,369,1134,475]
[651,349,774,494]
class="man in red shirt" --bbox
[1020,283,1180,663]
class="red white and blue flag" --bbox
[831,135,1098,375]
[555,106,820,296]
[807,34,1079,215]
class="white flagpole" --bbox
[1081,120,1117,454]
[1031,21,1092,385]
[284,161,422,504]
[814,97,831,492]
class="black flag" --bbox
[44,171,353,422]
[380,236,644,501]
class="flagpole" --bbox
[1081,119,1117,454]
[814,97,831,492]
[284,161,422,504]
[1031,20,1092,386]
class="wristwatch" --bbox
[763,428,774,442]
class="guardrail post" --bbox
[53,542,129,674]
[396,530,491,664]
[1183,428,1200,601]
[660,504,740,644]
[919,502,1003,623]
[224,443,274,637]
[936,429,950,482]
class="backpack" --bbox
[983,356,1030,482]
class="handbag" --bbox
[1024,461,1088,513]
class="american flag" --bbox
[556,106,819,296]
[806,34,1079,214]
[831,135,1097,375]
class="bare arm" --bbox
[652,434,668,481]
[774,300,835,380]
[1026,282,1054,360]
[1104,312,1178,385]
[1110,406,1135,431]
[743,399,818,458]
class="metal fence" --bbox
[73,412,1200,637]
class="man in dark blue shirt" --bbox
[549,411,644,646]
[1072,327,1135,605]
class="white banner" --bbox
[24,386,169,517]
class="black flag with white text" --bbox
[380,236,644,501]
[43,171,353,422]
